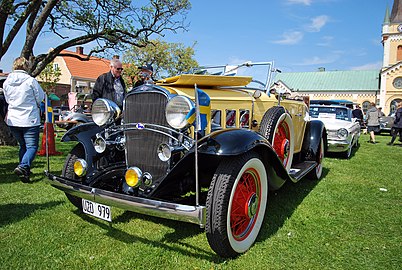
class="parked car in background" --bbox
[309,104,360,159]
[55,94,93,130]
[45,61,327,258]
[379,113,395,134]
[53,105,70,119]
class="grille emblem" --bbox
[136,123,145,129]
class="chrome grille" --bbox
[123,92,169,180]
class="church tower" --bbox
[380,0,402,114]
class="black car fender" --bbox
[150,129,290,198]
[69,113,91,123]
[301,120,327,160]
[60,122,104,169]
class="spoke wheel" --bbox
[259,106,294,171]
[206,152,268,258]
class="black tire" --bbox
[307,137,324,180]
[62,144,85,209]
[259,106,294,172]
[205,152,268,258]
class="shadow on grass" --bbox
[67,168,329,263]
[0,201,64,227]
[325,143,360,159]
[257,167,329,242]
[73,209,225,262]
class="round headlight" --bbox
[94,137,106,153]
[157,143,172,161]
[337,128,348,139]
[165,96,194,129]
[91,98,121,126]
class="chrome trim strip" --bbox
[45,171,206,227]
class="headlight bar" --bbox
[94,123,195,151]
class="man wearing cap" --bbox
[92,58,126,108]
[134,64,154,87]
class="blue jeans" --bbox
[9,126,40,169]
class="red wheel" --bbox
[259,106,294,171]
[229,167,261,241]
[206,152,268,257]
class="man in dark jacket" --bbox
[387,102,402,145]
[92,59,126,108]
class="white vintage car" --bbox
[309,104,360,158]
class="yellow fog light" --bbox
[125,167,142,187]
[73,159,87,177]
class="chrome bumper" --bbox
[327,140,350,152]
[45,171,206,228]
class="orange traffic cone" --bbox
[37,122,62,156]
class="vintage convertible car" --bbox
[45,63,326,258]
[309,104,360,158]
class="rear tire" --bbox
[206,152,268,258]
[307,137,324,180]
[259,106,294,172]
[62,144,85,209]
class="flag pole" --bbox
[194,84,200,207]
[45,94,50,172]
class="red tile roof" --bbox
[60,49,110,80]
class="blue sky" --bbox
[0,0,392,75]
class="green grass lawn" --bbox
[0,133,401,270]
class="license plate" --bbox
[82,199,112,222]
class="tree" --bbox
[123,39,198,87]
[0,0,191,77]
[38,62,61,93]
[0,0,190,146]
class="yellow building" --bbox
[276,0,402,116]
[380,0,402,114]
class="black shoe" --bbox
[370,141,377,144]
[387,142,394,146]
[14,166,30,183]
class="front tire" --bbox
[342,144,352,159]
[206,152,268,258]
[62,144,85,209]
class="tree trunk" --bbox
[0,118,17,146]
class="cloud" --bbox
[351,62,382,70]
[286,0,312,5]
[306,15,329,32]
[273,31,304,45]
[317,36,334,46]
[295,55,339,66]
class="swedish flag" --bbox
[186,85,211,131]
[45,95,54,123]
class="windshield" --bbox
[309,106,351,121]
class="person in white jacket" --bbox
[3,57,45,182]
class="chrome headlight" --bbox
[91,98,121,126]
[94,136,106,153]
[165,96,194,129]
[337,128,348,139]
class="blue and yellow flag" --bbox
[186,86,211,131]
[44,95,54,123]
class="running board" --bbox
[289,161,317,182]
